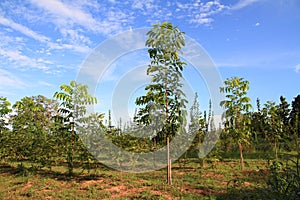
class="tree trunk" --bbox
[167,136,171,185]
[68,122,75,176]
[153,137,156,168]
[165,63,172,185]
[238,142,244,170]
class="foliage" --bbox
[290,95,300,138]
[135,22,187,142]
[0,97,12,160]
[0,97,11,133]
[53,80,97,175]
[262,101,285,159]
[266,158,300,199]
[53,80,97,122]
[9,95,58,167]
[220,77,252,170]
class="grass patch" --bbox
[1,154,295,199]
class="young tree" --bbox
[135,22,187,184]
[220,77,252,170]
[262,101,284,159]
[11,95,58,167]
[53,80,97,175]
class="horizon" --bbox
[1,0,299,123]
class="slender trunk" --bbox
[198,131,204,167]
[274,138,278,160]
[153,137,156,167]
[238,142,244,170]
[165,60,171,185]
[68,122,74,176]
[167,136,171,185]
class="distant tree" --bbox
[135,22,187,184]
[262,101,283,159]
[188,93,206,165]
[0,97,11,134]
[290,95,300,137]
[278,96,291,127]
[0,97,12,160]
[220,77,252,170]
[188,96,216,167]
[188,93,202,143]
[277,96,292,150]
[250,98,266,150]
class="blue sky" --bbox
[1,0,300,121]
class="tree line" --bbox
[0,79,299,172]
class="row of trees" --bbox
[0,22,299,184]
[219,77,300,169]
[1,80,299,173]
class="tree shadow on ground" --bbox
[0,162,109,182]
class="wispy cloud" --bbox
[0,49,50,71]
[231,0,259,10]
[0,15,50,42]
[29,0,132,36]
[30,0,99,32]
[38,81,54,87]
[0,15,90,54]
[0,69,28,89]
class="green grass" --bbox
[1,153,295,199]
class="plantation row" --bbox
[0,80,299,171]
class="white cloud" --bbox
[294,64,300,73]
[48,42,90,53]
[29,0,131,36]
[190,16,214,25]
[0,15,90,54]
[0,15,50,42]
[231,0,259,10]
[30,0,98,30]
[175,0,228,26]
[0,49,50,72]
[255,22,260,26]
[132,0,156,11]
[38,81,54,87]
[0,69,27,89]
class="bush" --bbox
[265,158,300,199]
